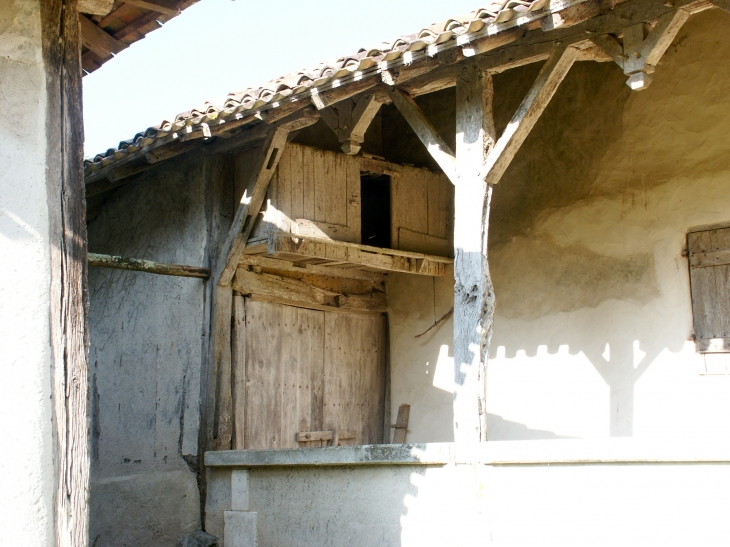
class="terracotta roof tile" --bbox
[84,0,588,174]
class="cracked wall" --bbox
[87,154,212,546]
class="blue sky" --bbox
[82,0,483,157]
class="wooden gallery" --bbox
[82,2,730,546]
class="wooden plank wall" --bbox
[238,298,385,449]
[392,167,453,257]
[240,143,454,257]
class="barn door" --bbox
[237,299,385,449]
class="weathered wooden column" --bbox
[452,68,496,442]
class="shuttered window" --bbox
[688,227,730,352]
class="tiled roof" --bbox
[84,0,587,175]
[81,0,199,74]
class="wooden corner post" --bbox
[453,67,496,443]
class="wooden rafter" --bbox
[122,0,182,16]
[387,89,457,183]
[482,45,578,185]
[79,14,127,58]
[320,93,386,154]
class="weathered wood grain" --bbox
[42,1,90,544]
[483,46,578,185]
[688,228,730,353]
[392,404,411,444]
[453,67,496,442]
[231,295,247,449]
[218,128,289,285]
[388,89,457,183]
[88,252,210,278]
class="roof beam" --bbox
[79,14,127,57]
[483,45,578,185]
[387,88,456,183]
[78,0,114,15]
[121,0,181,16]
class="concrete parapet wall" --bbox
[207,441,730,546]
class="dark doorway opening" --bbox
[361,173,391,248]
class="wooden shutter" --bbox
[688,227,730,352]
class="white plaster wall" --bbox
[87,156,211,546]
[0,1,55,546]
[388,11,730,443]
[241,458,730,547]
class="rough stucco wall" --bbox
[244,460,730,547]
[0,1,56,546]
[87,155,211,546]
[388,11,730,442]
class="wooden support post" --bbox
[483,46,578,186]
[320,93,385,155]
[453,67,496,443]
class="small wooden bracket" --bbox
[320,93,387,155]
[390,404,410,444]
[590,10,691,90]
[296,430,356,447]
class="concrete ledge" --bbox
[205,439,730,468]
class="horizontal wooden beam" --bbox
[266,232,451,276]
[233,269,386,312]
[690,249,730,269]
[121,0,181,16]
[88,253,210,278]
[238,254,385,283]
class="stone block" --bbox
[231,470,250,511]
[224,511,257,547]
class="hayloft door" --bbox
[236,299,386,449]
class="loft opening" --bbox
[361,172,391,248]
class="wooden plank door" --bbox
[239,298,385,449]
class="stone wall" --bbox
[388,11,730,442]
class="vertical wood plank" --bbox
[427,172,453,241]
[214,287,233,450]
[290,143,304,222]
[302,145,316,220]
[324,151,337,225]
[280,305,300,448]
[231,295,247,449]
[278,145,292,232]
[314,149,327,222]
[332,153,348,226]
[711,228,730,338]
[310,309,326,436]
[346,155,362,242]
[244,300,283,449]
[689,231,717,341]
